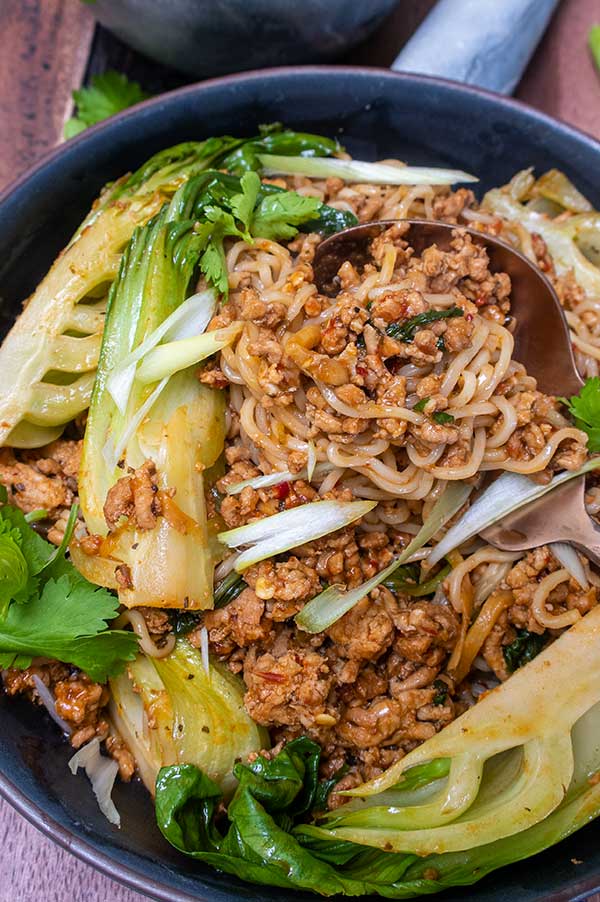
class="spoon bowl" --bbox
[313,218,584,396]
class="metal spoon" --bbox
[313,219,599,564]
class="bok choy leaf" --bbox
[0,126,350,450]
[78,163,355,607]
[0,137,245,450]
[154,610,600,895]
[78,177,228,609]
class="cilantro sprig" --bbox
[171,169,354,297]
[64,71,149,139]
[0,500,137,681]
[561,377,600,452]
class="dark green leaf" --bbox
[503,629,547,673]
[155,738,420,895]
[301,205,358,235]
[222,130,340,176]
[313,764,349,814]
[214,571,247,609]
[386,306,463,342]
[169,610,201,637]
[0,531,28,619]
[433,411,455,425]
[413,398,429,412]
[432,680,448,705]
[383,562,450,597]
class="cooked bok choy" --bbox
[0,138,245,450]
[154,607,600,896]
[78,167,355,608]
[78,179,228,609]
[306,605,600,854]
[110,639,265,795]
[0,126,346,450]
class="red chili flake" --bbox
[465,313,474,322]
[275,481,291,500]
[356,365,368,377]
[255,671,286,683]
[474,294,487,307]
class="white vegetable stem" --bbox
[68,737,121,827]
[136,322,242,385]
[296,481,472,633]
[218,499,376,572]
[428,460,600,566]
[107,289,216,414]
[258,154,478,186]
[225,462,335,495]
[550,542,588,589]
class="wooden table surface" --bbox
[0,0,599,899]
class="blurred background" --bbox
[0,0,599,193]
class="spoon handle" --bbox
[391,0,560,95]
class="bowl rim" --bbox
[2,62,600,207]
[2,63,600,902]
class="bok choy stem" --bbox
[79,177,229,609]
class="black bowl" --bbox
[0,67,599,902]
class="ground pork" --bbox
[482,546,599,680]
[3,665,112,752]
[0,440,81,542]
[103,459,161,530]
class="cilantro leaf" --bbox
[0,505,51,577]
[561,377,600,452]
[0,531,28,618]
[251,193,323,240]
[64,71,149,139]
[201,235,229,296]
[0,499,138,680]
[230,171,261,230]
[0,574,138,682]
